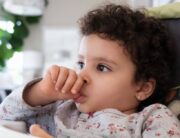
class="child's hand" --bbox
[41,65,84,101]
[24,65,85,106]
[30,124,53,138]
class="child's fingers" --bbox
[55,67,69,91]
[61,70,77,93]
[30,124,53,138]
[71,76,85,94]
[48,65,60,83]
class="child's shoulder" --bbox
[139,103,179,127]
[140,103,174,117]
[143,103,169,111]
[139,104,180,137]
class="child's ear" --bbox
[135,78,156,101]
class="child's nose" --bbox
[78,69,90,84]
[83,79,87,83]
[80,74,89,84]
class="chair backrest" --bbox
[162,19,180,120]
[162,19,180,93]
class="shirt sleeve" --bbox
[0,78,58,122]
[142,104,180,138]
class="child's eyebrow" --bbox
[78,54,117,65]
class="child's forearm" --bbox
[23,81,56,106]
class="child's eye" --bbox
[77,61,84,69]
[97,64,111,72]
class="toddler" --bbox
[0,4,180,138]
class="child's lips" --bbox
[73,93,86,103]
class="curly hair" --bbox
[78,4,174,111]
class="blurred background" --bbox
[0,0,179,102]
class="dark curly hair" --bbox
[78,4,174,111]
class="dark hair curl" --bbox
[78,4,173,111]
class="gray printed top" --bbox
[0,82,180,138]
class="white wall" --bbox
[23,0,129,50]
[42,0,128,27]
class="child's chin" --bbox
[75,102,91,113]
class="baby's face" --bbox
[75,34,140,114]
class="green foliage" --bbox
[0,0,48,70]
[0,5,44,70]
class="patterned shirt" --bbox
[0,84,180,138]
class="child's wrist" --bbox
[38,81,58,104]
[23,85,36,106]
[23,81,53,106]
